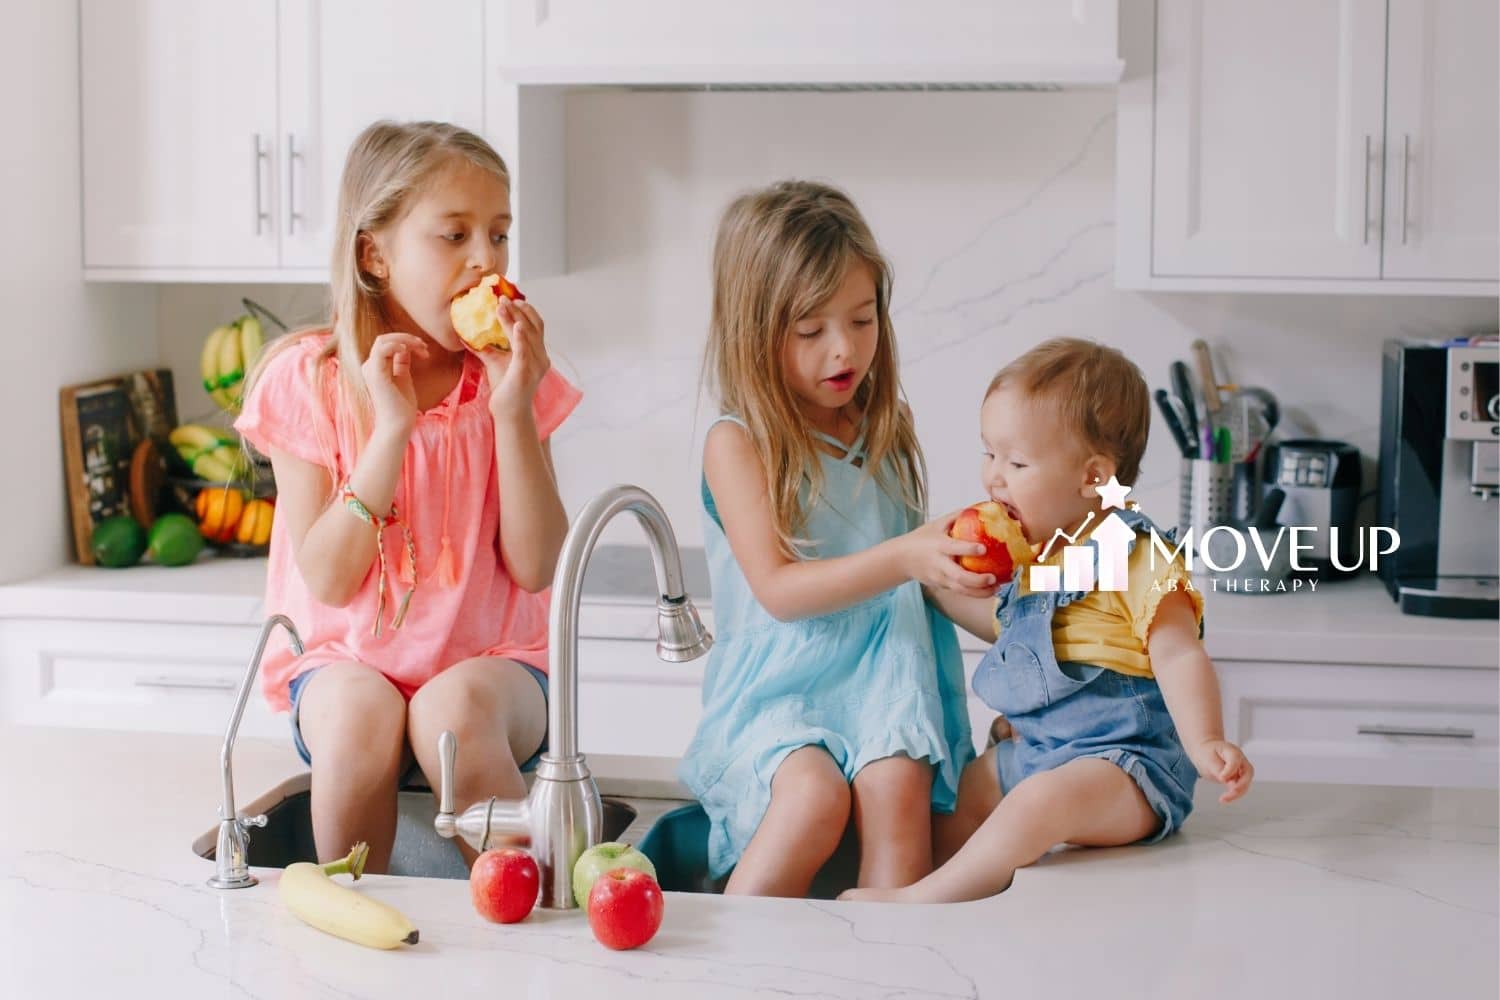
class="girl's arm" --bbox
[706,420,996,622]
[485,299,569,593]
[1148,591,1254,803]
[492,416,568,592]
[269,332,427,607]
[924,587,999,643]
[269,424,408,607]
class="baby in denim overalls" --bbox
[844,338,1254,904]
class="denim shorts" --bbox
[288,661,549,775]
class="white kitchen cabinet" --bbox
[0,618,282,740]
[81,1,280,273]
[277,0,487,270]
[487,0,1122,86]
[575,638,705,758]
[1379,0,1500,282]
[82,0,491,282]
[1217,659,1498,789]
[1116,0,1499,294]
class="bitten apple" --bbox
[469,847,539,924]
[587,868,664,951]
[450,273,526,351]
[948,501,1033,584]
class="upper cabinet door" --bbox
[1151,1,1387,279]
[278,0,486,271]
[488,0,1121,84]
[81,0,279,271]
[1381,0,1500,282]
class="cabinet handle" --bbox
[1361,134,1373,246]
[252,133,271,236]
[134,674,237,692]
[1400,133,1411,245]
[1357,724,1475,740]
[287,133,304,236]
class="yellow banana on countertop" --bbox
[278,842,419,951]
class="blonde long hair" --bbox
[244,120,510,456]
[705,180,927,557]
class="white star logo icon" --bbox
[1096,475,1131,511]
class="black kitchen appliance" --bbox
[1377,338,1499,619]
[1261,438,1361,574]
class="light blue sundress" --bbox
[678,414,976,879]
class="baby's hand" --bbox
[1190,739,1254,803]
[900,510,1000,599]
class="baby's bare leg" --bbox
[932,747,1003,867]
[726,746,850,898]
[842,757,1158,904]
[850,754,933,888]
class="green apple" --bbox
[572,841,657,908]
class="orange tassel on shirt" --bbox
[397,534,416,587]
[435,534,458,588]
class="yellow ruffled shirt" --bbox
[994,519,1203,679]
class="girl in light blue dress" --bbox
[679,181,997,896]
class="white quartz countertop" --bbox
[1,722,1495,999]
[2,551,1495,668]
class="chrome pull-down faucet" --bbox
[435,485,712,908]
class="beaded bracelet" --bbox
[339,482,416,637]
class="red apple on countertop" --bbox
[587,867,664,951]
[948,501,1033,584]
[572,841,657,908]
[470,847,539,924]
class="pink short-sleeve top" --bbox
[234,334,582,712]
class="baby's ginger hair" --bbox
[244,120,510,452]
[986,338,1150,484]
[705,180,926,558]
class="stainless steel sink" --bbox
[192,773,659,880]
[194,775,860,895]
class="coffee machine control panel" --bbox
[1447,345,1499,441]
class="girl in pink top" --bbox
[236,121,580,873]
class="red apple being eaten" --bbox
[948,501,1033,584]
[587,868,664,951]
[572,841,657,908]
[470,847,539,924]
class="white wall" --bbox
[1,0,157,582]
[156,89,1498,550]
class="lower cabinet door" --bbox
[1218,660,1498,789]
[575,638,707,759]
[0,619,284,740]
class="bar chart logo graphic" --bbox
[1028,475,1136,593]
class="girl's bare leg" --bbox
[850,754,933,888]
[295,662,408,872]
[408,657,547,868]
[725,746,851,898]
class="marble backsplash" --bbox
[156,89,1497,548]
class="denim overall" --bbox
[972,507,1198,841]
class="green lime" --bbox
[147,512,206,567]
[92,515,148,568]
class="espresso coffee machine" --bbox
[1378,338,1499,618]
